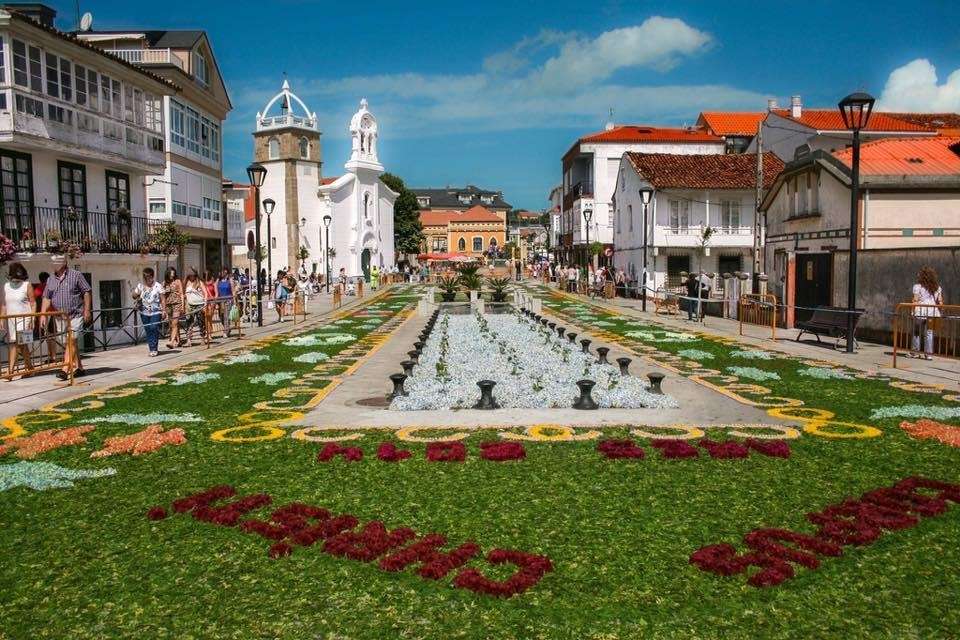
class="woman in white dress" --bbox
[1,262,36,375]
[911,267,944,360]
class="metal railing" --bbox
[0,310,75,382]
[739,293,777,340]
[892,303,960,367]
[2,206,159,254]
[104,48,185,71]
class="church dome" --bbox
[256,79,318,132]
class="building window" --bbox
[28,45,42,92]
[669,199,689,232]
[87,69,98,111]
[0,38,4,85]
[15,94,43,118]
[172,201,187,217]
[417,196,430,207]
[186,107,200,153]
[47,104,73,125]
[74,64,87,106]
[45,52,60,99]
[149,199,166,214]
[720,200,740,231]
[472,237,482,251]
[188,205,201,219]
[363,193,370,219]
[105,171,130,218]
[125,127,144,146]
[170,100,185,148]
[77,113,98,134]
[103,120,123,140]
[299,137,309,159]
[0,150,34,239]
[58,161,86,212]
[146,94,162,133]
[628,204,633,233]
[457,238,466,251]
[268,137,279,159]
[100,73,113,116]
[12,39,27,87]
[192,50,209,86]
[459,195,472,205]
[99,280,123,329]
[481,195,493,205]
[271,237,277,249]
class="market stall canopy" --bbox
[416,252,476,262]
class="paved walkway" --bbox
[0,290,378,421]
[539,284,959,388]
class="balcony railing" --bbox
[257,113,318,131]
[562,180,594,211]
[104,48,185,71]
[2,206,160,254]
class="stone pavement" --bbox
[542,284,959,388]
[0,290,377,421]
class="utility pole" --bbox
[753,122,764,293]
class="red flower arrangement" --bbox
[324,521,417,562]
[290,514,359,548]
[452,549,554,597]
[744,439,791,458]
[269,542,293,558]
[192,493,273,527]
[172,484,235,513]
[698,439,750,459]
[317,443,363,462]
[479,441,526,462]
[426,441,466,462]
[146,506,168,521]
[597,439,645,459]
[379,534,480,579]
[691,475,960,587]
[650,439,699,459]
[377,442,412,462]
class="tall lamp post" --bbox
[245,162,267,327]
[323,213,332,293]
[583,207,593,268]
[639,187,653,312]
[838,91,874,353]
[262,197,276,295]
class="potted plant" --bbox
[486,276,510,302]
[44,229,62,251]
[18,229,35,252]
[458,265,482,292]
[438,275,459,302]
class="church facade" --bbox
[242,81,397,281]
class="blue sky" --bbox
[55,0,960,209]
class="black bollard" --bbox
[557,327,566,338]
[407,350,420,364]
[616,357,632,376]
[474,380,500,409]
[389,373,408,398]
[414,341,425,351]
[572,379,599,410]
[401,360,415,377]
[580,338,591,354]
[596,347,610,365]
[647,372,665,394]
[567,332,578,344]
[548,322,556,330]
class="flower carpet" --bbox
[2,283,960,639]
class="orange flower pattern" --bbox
[0,426,94,459]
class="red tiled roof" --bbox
[453,205,504,223]
[419,209,461,226]
[697,112,767,137]
[580,125,722,144]
[831,136,960,176]
[420,205,504,226]
[321,176,340,185]
[778,109,932,132]
[626,152,784,190]
[884,113,960,136]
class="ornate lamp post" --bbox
[583,207,593,268]
[838,91,874,353]
[245,162,267,327]
[639,187,653,312]
[262,197,276,295]
[323,213,332,293]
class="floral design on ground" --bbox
[798,367,853,380]
[284,333,356,347]
[626,330,698,343]
[677,349,714,361]
[170,372,221,386]
[0,461,116,491]
[726,366,780,382]
[89,413,202,425]
[730,350,774,360]
[0,426,94,459]
[870,405,960,421]
[292,351,330,364]
[597,439,645,459]
[317,443,363,462]
[90,425,187,458]
[249,372,297,386]
[900,419,960,448]
[479,441,526,462]
[223,352,270,365]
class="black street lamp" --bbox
[838,91,875,353]
[262,197,276,296]
[245,162,267,327]
[323,213,332,293]
[639,187,653,312]
[583,207,593,269]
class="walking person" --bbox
[183,269,207,346]
[132,267,166,357]
[274,270,289,322]
[40,258,91,380]
[33,271,57,364]
[163,267,184,349]
[371,265,380,291]
[911,267,944,360]
[2,262,36,376]
[216,269,236,338]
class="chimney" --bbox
[790,95,802,119]
[767,98,779,112]
[605,107,615,130]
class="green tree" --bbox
[381,173,424,257]
[149,221,190,270]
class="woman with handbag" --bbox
[911,267,944,360]
[132,267,166,357]
[183,269,208,347]
[2,262,36,376]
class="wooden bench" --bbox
[796,306,865,348]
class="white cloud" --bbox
[878,58,960,112]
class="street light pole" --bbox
[246,163,268,327]
[639,188,653,312]
[323,214,332,293]
[583,207,593,269]
[838,91,875,354]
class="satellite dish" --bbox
[79,12,93,32]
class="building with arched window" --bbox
[420,205,506,259]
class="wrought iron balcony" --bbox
[2,206,161,255]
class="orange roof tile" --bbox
[454,205,504,223]
[580,125,722,144]
[780,109,932,133]
[884,112,960,136]
[626,152,784,190]
[419,206,504,226]
[419,209,460,226]
[831,136,960,175]
[698,112,767,137]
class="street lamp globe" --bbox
[246,162,267,188]
[583,208,593,223]
[639,188,653,205]
[262,198,276,215]
[838,92,875,131]
[323,214,332,228]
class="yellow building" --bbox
[420,205,506,259]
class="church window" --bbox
[472,237,482,252]
[363,193,370,219]
[299,137,309,159]
[268,137,279,159]
[458,238,466,251]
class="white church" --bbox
[240,81,397,282]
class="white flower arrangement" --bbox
[391,312,677,411]
[726,366,781,381]
[730,349,774,360]
[677,349,715,361]
[626,330,698,343]
[293,351,330,364]
[870,405,960,421]
[798,367,852,380]
[223,352,269,366]
[89,413,202,424]
[170,372,221,386]
[283,333,356,347]
[249,372,297,385]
